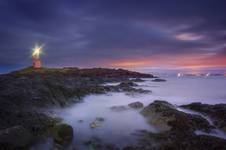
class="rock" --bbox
[89,117,105,129]
[119,81,138,87]
[0,125,34,149]
[78,119,84,123]
[128,102,144,109]
[152,78,166,82]
[53,123,73,144]
[130,78,145,82]
[120,86,151,94]
[141,100,212,132]
[123,130,226,150]
[90,121,100,129]
[95,117,105,122]
[84,137,120,150]
[110,105,128,111]
[181,103,226,132]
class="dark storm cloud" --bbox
[0,0,226,70]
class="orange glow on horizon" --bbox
[111,60,152,68]
[108,54,226,69]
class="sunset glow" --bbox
[175,33,204,41]
[108,53,226,69]
[111,60,152,68]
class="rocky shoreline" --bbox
[0,67,226,150]
[0,67,153,149]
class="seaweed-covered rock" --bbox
[181,102,226,132]
[141,100,212,132]
[53,123,73,144]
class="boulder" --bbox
[53,123,73,144]
[0,125,34,149]
[181,103,226,132]
[141,100,212,132]
[128,102,144,109]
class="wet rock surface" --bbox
[130,78,145,82]
[128,101,144,109]
[52,123,73,144]
[106,81,151,94]
[141,100,212,132]
[152,78,167,82]
[181,102,226,132]
[123,130,226,150]
[124,101,226,150]
[84,137,120,150]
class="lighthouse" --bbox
[32,44,43,69]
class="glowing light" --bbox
[32,44,43,59]
[206,73,210,77]
[177,73,183,77]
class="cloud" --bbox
[0,0,226,71]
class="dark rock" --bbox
[130,78,145,82]
[78,119,84,123]
[128,102,144,109]
[95,117,105,122]
[123,130,226,150]
[141,100,212,132]
[0,109,56,136]
[152,78,167,82]
[53,123,73,144]
[119,81,138,87]
[84,137,120,150]
[181,103,226,132]
[119,86,151,94]
[0,125,34,149]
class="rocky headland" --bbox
[0,67,153,149]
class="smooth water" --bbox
[31,76,226,150]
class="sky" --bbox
[0,0,226,72]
